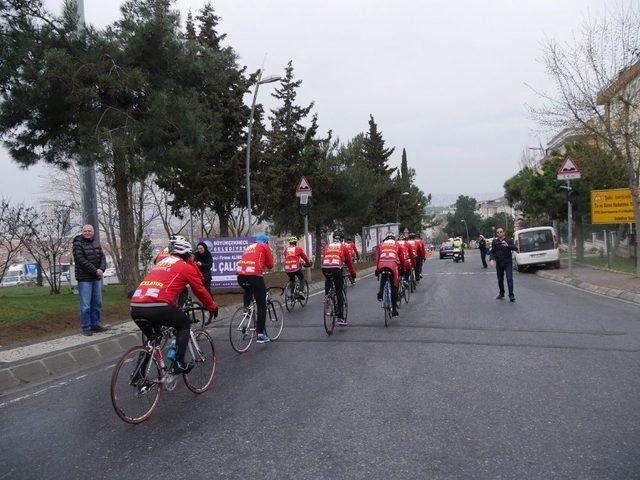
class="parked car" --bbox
[103,267,117,278]
[439,241,455,259]
[513,226,560,271]
[0,273,35,287]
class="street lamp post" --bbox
[395,191,410,224]
[245,70,280,234]
[461,219,470,245]
[76,0,99,241]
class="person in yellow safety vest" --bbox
[453,237,465,262]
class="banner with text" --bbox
[199,237,255,288]
[591,188,634,224]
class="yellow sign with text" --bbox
[591,188,635,224]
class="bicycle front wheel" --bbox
[323,295,335,336]
[111,346,163,424]
[403,280,411,303]
[266,300,285,341]
[229,307,255,353]
[183,329,217,393]
[342,288,349,321]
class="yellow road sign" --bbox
[591,188,635,224]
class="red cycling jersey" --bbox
[283,245,311,272]
[416,238,427,260]
[346,242,360,261]
[131,254,216,311]
[397,239,415,269]
[322,242,356,276]
[377,239,405,286]
[236,242,274,276]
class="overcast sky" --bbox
[0,0,615,205]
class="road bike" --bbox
[283,276,309,312]
[399,272,411,304]
[229,286,284,353]
[342,266,356,287]
[110,321,217,424]
[409,268,417,293]
[323,276,348,336]
[182,295,209,325]
[380,270,393,327]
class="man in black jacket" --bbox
[490,227,518,302]
[73,225,108,335]
[478,235,488,268]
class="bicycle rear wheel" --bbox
[323,295,335,335]
[383,281,391,327]
[284,283,296,312]
[229,307,255,353]
[183,329,217,393]
[342,287,349,321]
[403,279,411,303]
[265,300,285,340]
[111,346,163,424]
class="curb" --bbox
[535,269,640,305]
[0,267,375,397]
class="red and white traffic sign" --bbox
[296,176,312,197]
[557,156,581,180]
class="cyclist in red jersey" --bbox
[131,236,218,374]
[376,233,405,317]
[284,236,311,300]
[397,235,415,285]
[236,234,275,343]
[345,237,360,261]
[322,232,356,326]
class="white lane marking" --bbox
[0,372,99,409]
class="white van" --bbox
[513,226,560,271]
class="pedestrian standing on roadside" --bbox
[478,235,488,268]
[490,227,518,302]
[194,242,213,295]
[72,225,109,336]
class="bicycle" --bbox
[110,321,217,424]
[380,270,393,327]
[283,276,309,312]
[342,266,356,287]
[409,268,417,293]
[400,273,411,304]
[182,295,208,325]
[229,286,284,353]
[323,276,348,336]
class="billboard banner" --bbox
[362,226,378,254]
[591,188,634,224]
[199,237,255,288]
[376,223,400,242]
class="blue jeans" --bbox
[496,262,514,296]
[78,280,103,331]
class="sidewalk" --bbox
[0,267,376,396]
[536,261,640,304]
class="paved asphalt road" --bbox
[2,253,640,479]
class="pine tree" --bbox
[362,115,396,177]
[185,11,196,40]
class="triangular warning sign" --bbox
[296,176,312,194]
[559,157,580,174]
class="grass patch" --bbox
[0,284,130,327]
[576,255,637,274]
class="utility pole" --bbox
[76,0,99,241]
[557,157,581,277]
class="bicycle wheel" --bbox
[342,287,349,321]
[284,283,296,312]
[323,294,335,336]
[111,346,163,424]
[229,306,255,353]
[403,279,411,303]
[265,299,285,340]
[383,282,391,327]
[183,328,217,393]
[298,280,310,308]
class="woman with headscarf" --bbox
[194,242,213,294]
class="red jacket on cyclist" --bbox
[397,238,415,271]
[376,236,405,287]
[284,243,311,272]
[321,232,355,326]
[345,239,360,261]
[322,240,356,277]
[132,252,216,311]
[237,240,274,276]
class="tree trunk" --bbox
[36,262,43,287]
[575,214,584,262]
[217,207,230,237]
[314,224,323,269]
[113,160,139,296]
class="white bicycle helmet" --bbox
[168,235,192,255]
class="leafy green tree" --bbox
[444,195,482,242]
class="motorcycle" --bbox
[452,249,462,263]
